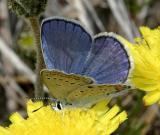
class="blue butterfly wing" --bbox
[82,34,131,84]
[41,17,92,74]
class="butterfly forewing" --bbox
[41,17,92,73]
[41,69,94,100]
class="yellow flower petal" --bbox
[9,112,24,124]
[118,26,160,105]
[107,111,127,134]
[143,90,160,105]
[102,105,120,121]
[0,127,11,135]
[91,99,110,115]
[0,100,127,135]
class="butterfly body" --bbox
[41,17,132,107]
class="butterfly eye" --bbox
[56,101,63,110]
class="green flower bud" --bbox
[8,0,47,17]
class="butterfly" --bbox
[40,17,132,108]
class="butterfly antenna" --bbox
[27,97,57,102]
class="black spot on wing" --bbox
[88,86,93,88]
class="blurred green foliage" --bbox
[18,33,34,48]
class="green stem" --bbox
[28,17,45,97]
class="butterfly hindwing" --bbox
[82,33,131,84]
[67,84,119,106]
[41,17,92,74]
[41,69,94,100]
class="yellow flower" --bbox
[118,26,160,105]
[0,100,127,135]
